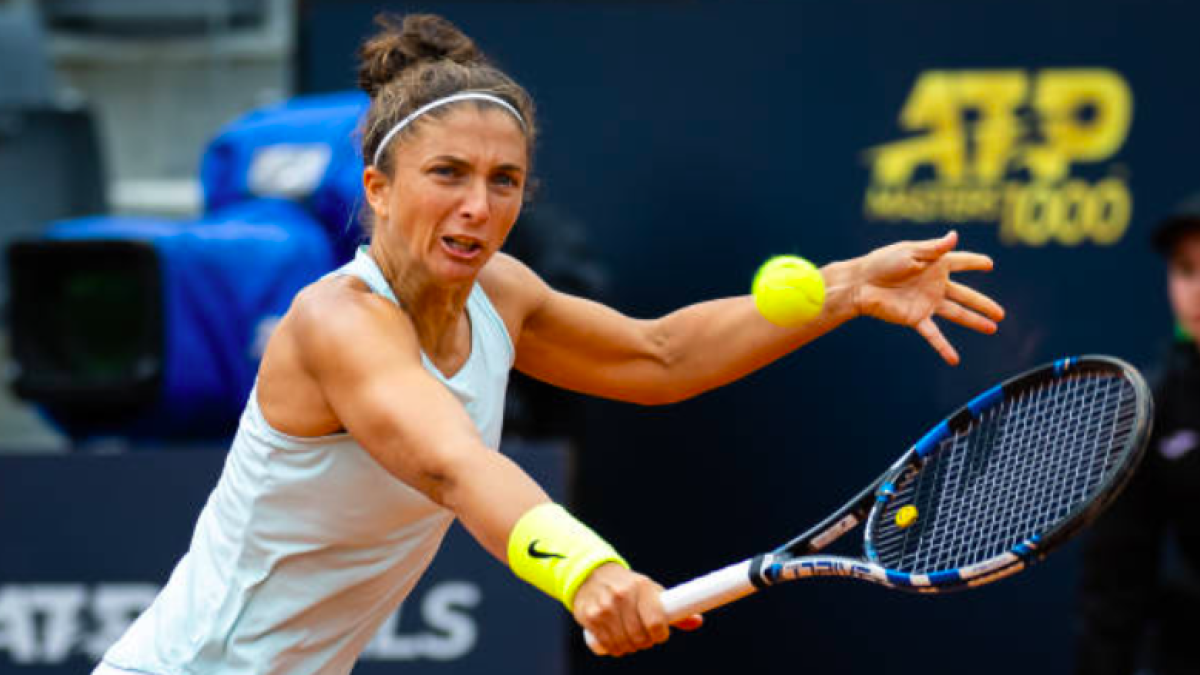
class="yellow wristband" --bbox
[507,503,629,611]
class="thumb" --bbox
[672,614,704,631]
[912,230,958,262]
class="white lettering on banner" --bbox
[0,584,157,664]
[84,585,161,661]
[0,585,41,663]
[362,582,482,661]
[30,586,87,662]
[0,582,480,665]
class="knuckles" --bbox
[576,571,671,656]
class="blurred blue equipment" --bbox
[8,92,372,441]
[10,199,334,438]
[201,91,368,262]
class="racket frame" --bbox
[756,354,1153,594]
[593,355,1154,640]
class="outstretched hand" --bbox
[853,231,1005,365]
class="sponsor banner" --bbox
[864,69,1134,247]
[0,443,568,674]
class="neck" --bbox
[367,242,472,358]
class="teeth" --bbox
[445,237,478,252]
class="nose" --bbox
[458,177,491,225]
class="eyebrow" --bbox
[429,155,525,174]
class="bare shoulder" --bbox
[477,252,551,336]
[478,251,546,296]
[289,275,422,371]
[256,275,419,435]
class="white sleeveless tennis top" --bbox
[102,247,513,675]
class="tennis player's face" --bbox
[1168,231,1200,341]
[378,107,527,284]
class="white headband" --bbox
[371,92,526,167]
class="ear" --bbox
[363,166,391,221]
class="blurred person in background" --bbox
[1075,196,1200,675]
[93,13,1004,675]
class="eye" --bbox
[430,165,462,179]
[492,172,522,188]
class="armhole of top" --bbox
[469,283,516,367]
[248,384,351,451]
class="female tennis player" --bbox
[94,13,1004,674]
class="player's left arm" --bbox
[487,231,1003,405]
[487,252,857,405]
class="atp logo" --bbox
[863,69,1133,246]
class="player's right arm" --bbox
[291,279,544,553]
[284,279,675,656]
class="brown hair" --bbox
[357,13,537,175]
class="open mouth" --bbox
[441,236,483,259]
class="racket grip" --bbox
[583,559,757,654]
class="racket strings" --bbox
[871,372,1138,575]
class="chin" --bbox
[433,255,489,285]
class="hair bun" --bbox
[357,14,484,97]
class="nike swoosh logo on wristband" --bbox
[528,540,566,560]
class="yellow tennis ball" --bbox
[751,255,825,327]
[896,505,919,528]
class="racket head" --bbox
[861,355,1152,591]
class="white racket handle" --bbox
[583,559,757,653]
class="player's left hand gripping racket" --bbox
[586,355,1152,651]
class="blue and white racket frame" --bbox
[587,355,1154,641]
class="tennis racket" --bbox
[586,355,1152,651]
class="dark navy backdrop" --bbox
[299,1,1200,672]
[0,445,568,673]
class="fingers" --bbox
[581,601,635,656]
[916,316,960,366]
[922,282,1003,364]
[673,614,704,631]
[879,231,1001,367]
[912,230,958,262]
[945,251,994,273]
[937,299,998,335]
[636,584,671,646]
[597,583,645,656]
[947,281,1005,322]
[616,584,654,652]
[583,609,619,656]
[916,233,998,279]
[577,570,672,657]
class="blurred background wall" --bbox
[2,0,1197,673]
